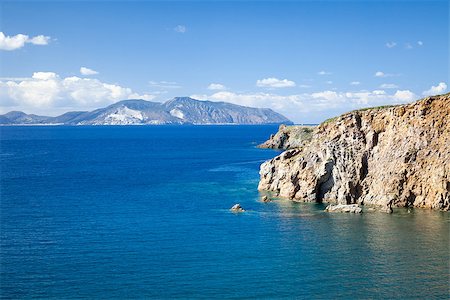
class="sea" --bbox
[1,125,449,299]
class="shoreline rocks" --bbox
[325,204,362,213]
[261,195,271,203]
[258,93,450,211]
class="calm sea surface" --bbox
[1,126,449,299]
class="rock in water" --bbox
[230,204,245,212]
[261,195,271,203]
[325,204,363,213]
[258,93,450,211]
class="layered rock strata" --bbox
[258,94,450,211]
[257,125,315,149]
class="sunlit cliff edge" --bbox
[258,93,450,211]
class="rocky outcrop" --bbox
[258,93,450,211]
[325,204,362,213]
[258,124,315,149]
[230,204,245,212]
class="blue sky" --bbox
[0,0,448,123]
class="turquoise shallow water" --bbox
[1,125,449,299]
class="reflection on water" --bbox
[268,200,450,298]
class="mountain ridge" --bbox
[0,97,292,125]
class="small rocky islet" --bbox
[258,93,450,212]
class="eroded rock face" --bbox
[258,94,450,211]
[257,125,315,149]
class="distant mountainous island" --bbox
[0,97,292,125]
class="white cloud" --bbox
[350,81,360,85]
[256,77,296,88]
[28,35,50,45]
[80,67,99,76]
[393,90,416,101]
[372,90,386,95]
[422,82,447,96]
[318,70,332,75]
[174,25,186,33]
[374,71,398,78]
[207,83,226,90]
[417,41,423,46]
[32,72,58,80]
[191,88,418,123]
[0,72,155,114]
[149,81,181,89]
[0,32,50,51]
[380,83,399,89]
[385,42,397,48]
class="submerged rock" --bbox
[259,93,450,211]
[230,203,245,212]
[325,204,363,213]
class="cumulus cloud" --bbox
[393,90,416,101]
[191,88,417,123]
[80,67,99,76]
[28,35,50,45]
[317,70,332,75]
[256,77,296,88]
[174,25,186,33]
[380,83,399,89]
[0,72,155,114]
[350,81,360,85]
[422,82,447,96]
[0,32,51,51]
[385,42,397,48]
[207,83,226,90]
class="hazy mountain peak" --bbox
[1,97,292,125]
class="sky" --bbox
[0,0,448,123]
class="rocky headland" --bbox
[258,93,450,211]
[257,124,315,150]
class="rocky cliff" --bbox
[258,93,450,211]
[257,124,315,149]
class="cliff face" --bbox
[257,125,315,149]
[258,93,450,211]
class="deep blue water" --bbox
[1,126,449,299]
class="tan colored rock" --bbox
[258,93,450,211]
[261,195,271,202]
[325,204,362,213]
[257,124,315,149]
[230,203,245,212]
